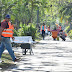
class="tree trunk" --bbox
[0,7,2,22]
[22,18,24,24]
[37,9,39,24]
[15,19,20,30]
[36,7,39,28]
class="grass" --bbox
[35,34,42,41]
[0,53,20,70]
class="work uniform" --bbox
[2,20,14,38]
[0,20,16,61]
[41,25,45,40]
[47,26,51,35]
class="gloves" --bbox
[12,36,15,41]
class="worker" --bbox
[0,14,19,62]
[40,23,45,40]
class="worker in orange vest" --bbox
[40,23,45,40]
[47,25,51,35]
[1,19,15,40]
[0,14,19,62]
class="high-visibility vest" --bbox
[64,33,67,36]
[1,20,14,37]
[61,31,67,37]
[40,25,45,31]
[63,32,67,37]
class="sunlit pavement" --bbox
[1,36,72,72]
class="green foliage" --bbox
[18,24,29,36]
[18,23,37,41]
[0,0,72,34]
[13,29,18,36]
[68,30,72,39]
[28,24,37,41]
[64,26,70,33]
[59,2,72,22]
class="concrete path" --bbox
[1,36,72,72]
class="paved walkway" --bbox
[1,36,72,72]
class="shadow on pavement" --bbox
[0,63,16,71]
[37,42,59,45]
[41,62,58,66]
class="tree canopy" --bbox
[0,0,72,28]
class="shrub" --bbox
[17,23,37,41]
[68,30,72,39]
[13,29,18,36]
[28,24,37,41]
[18,24,29,36]
[64,26,70,33]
